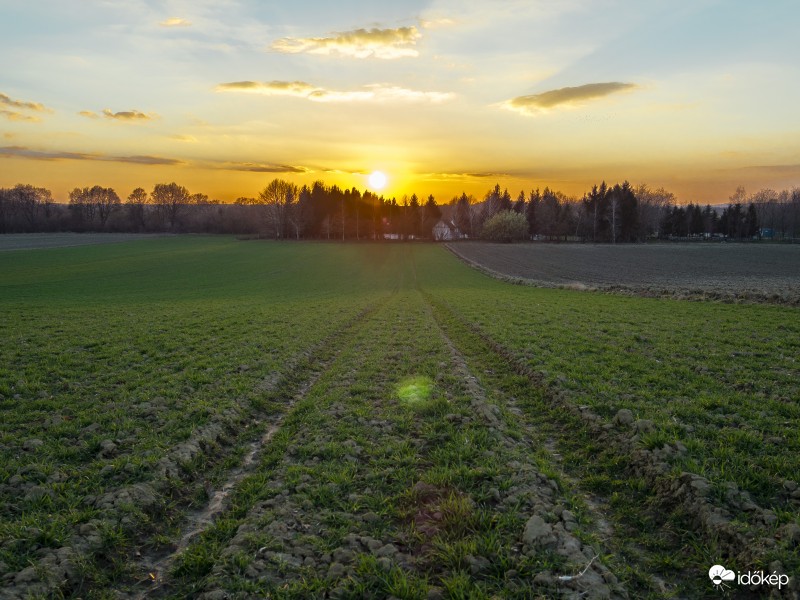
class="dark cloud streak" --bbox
[215,161,309,173]
[78,109,158,121]
[506,82,637,115]
[0,145,183,165]
[0,145,309,173]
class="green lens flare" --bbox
[397,376,434,406]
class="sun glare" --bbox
[368,170,387,190]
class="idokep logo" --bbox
[709,564,790,591]
[709,565,735,589]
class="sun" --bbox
[368,170,387,190]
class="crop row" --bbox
[0,238,400,597]
[2,239,798,598]
[161,287,624,598]
[417,246,800,591]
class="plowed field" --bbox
[448,242,800,304]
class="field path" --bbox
[153,252,628,598]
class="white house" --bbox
[432,220,463,241]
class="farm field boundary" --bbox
[445,242,800,305]
[0,233,169,251]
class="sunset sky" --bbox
[1,0,799,204]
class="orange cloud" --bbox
[504,82,638,115]
[271,26,421,59]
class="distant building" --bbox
[432,219,463,241]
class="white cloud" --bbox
[215,81,318,97]
[159,17,191,27]
[216,80,454,104]
[271,27,421,59]
[0,92,49,112]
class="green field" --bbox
[1,237,798,598]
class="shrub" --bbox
[480,210,528,242]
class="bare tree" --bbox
[288,188,313,239]
[151,182,190,230]
[634,184,675,239]
[18,185,52,230]
[730,185,747,205]
[69,187,95,228]
[8,184,52,231]
[0,188,12,232]
[258,178,297,239]
[92,186,120,229]
[127,187,148,231]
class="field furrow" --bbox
[118,295,393,597]
[0,239,399,598]
[2,238,798,598]
[159,283,627,598]
[416,250,800,597]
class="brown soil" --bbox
[447,242,800,305]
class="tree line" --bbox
[1,179,798,241]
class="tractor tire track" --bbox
[0,296,392,600]
[182,292,431,597]
[417,292,629,598]
[423,292,799,597]
[120,293,396,598]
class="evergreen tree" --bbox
[482,184,502,223]
[422,195,441,238]
[618,181,639,242]
[409,194,421,238]
[499,188,513,212]
[701,204,715,236]
[455,193,473,238]
[689,203,704,236]
[746,203,759,238]
[583,183,608,241]
[513,190,526,213]
[538,188,560,239]
[526,189,540,236]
